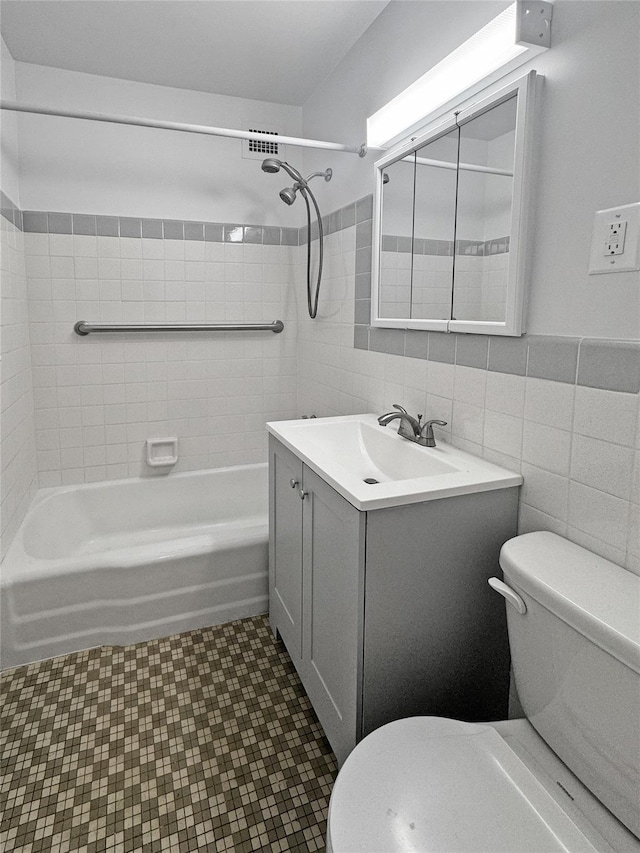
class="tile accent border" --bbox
[1,191,22,230]
[3,189,372,248]
[353,327,640,392]
[5,188,637,394]
[24,211,300,246]
[2,193,300,246]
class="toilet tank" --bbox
[499,532,640,839]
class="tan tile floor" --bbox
[0,615,338,852]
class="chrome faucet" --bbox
[377,404,447,448]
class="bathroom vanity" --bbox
[267,415,522,765]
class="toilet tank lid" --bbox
[500,532,640,675]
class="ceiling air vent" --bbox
[249,128,278,154]
[241,127,280,160]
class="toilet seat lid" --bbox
[327,717,599,853]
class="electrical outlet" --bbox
[589,203,640,274]
[604,220,627,255]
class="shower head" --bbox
[262,158,304,183]
[261,158,282,174]
[279,186,297,206]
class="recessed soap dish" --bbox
[146,437,178,468]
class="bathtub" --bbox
[0,463,268,670]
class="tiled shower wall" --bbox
[3,192,639,576]
[20,211,300,486]
[298,195,640,575]
[0,200,37,560]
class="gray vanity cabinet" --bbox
[268,435,517,766]
[269,439,304,659]
[269,437,364,762]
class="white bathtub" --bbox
[0,463,268,670]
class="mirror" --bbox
[412,129,458,321]
[453,95,516,323]
[371,72,538,336]
[379,155,415,319]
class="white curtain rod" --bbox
[0,100,367,157]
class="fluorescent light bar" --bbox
[367,1,551,148]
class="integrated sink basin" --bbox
[267,414,522,510]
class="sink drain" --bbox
[363,477,379,484]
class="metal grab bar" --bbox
[74,320,284,336]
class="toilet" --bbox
[326,532,640,853]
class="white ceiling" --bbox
[1,0,389,106]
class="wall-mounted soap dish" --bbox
[146,437,178,468]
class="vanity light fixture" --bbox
[366,0,552,148]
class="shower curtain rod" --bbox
[0,100,367,157]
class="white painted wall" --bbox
[14,62,306,227]
[1,36,20,204]
[302,0,640,340]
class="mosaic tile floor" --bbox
[0,615,338,852]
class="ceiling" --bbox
[1,0,389,106]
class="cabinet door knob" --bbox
[299,489,308,500]
[290,478,299,488]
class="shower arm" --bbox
[304,169,333,184]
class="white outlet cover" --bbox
[589,202,640,274]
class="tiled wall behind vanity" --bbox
[20,210,301,485]
[298,195,640,575]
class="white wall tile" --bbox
[23,234,299,487]
[1,219,37,559]
[524,377,574,431]
[522,422,572,476]
[568,481,630,551]
[520,463,569,521]
[483,410,523,459]
[452,400,484,444]
[427,361,454,400]
[454,365,486,407]
[518,503,567,537]
[570,434,633,499]
[566,525,627,567]
[573,386,637,446]
[485,371,525,418]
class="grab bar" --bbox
[74,320,284,336]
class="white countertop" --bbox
[267,413,522,510]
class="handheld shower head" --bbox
[279,187,297,206]
[259,156,327,320]
[261,158,282,174]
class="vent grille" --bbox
[248,129,279,155]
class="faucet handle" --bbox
[392,403,408,414]
[419,419,448,448]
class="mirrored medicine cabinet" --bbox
[371,71,540,336]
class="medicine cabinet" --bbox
[371,71,540,336]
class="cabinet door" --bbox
[268,437,303,660]
[299,466,365,765]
